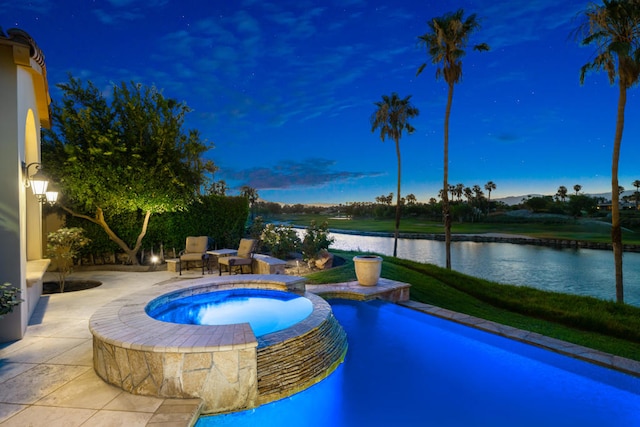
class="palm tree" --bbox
[240,185,259,220]
[472,184,484,202]
[417,9,489,269]
[463,186,473,203]
[370,92,419,257]
[448,184,456,201]
[556,185,568,202]
[577,0,640,303]
[573,184,582,195]
[633,179,640,208]
[484,181,496,213]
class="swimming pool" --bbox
[197,299,640,426]
[146,288,313,337]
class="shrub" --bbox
[247,216,266,252]
[0,283,22,318]
[301,220,335,262]
[261,223,301,259]
[47,227,90,292]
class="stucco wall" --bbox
[0,43,47,342]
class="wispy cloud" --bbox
[93,9,144,24]
[222,158,383,190]
[106,0,168,7]
[475,0,584,49]
[0,0,50,13]
[95,0,169,25]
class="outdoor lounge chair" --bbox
[179,236,210,275]
[218,238,257,275]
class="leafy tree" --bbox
[370,92,419,257]
[577,0,640,302]
[574,184,583,195]
[405,193,417,205]
[527,196,554,212]
[484,181,496,213]
[568,194,599,217]
[417,9,489,269]
[42,76,213,265]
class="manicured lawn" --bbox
[306,250,640,362]
[269,213,640,245]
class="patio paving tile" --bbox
[0,403,27,423]
[0,364,90,404]
[35,370,123,409]
[0,405,96,427]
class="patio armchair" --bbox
[218,238,258,275]
[179,236,210,275]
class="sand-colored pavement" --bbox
[0,268,203,427]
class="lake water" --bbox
[327,231,640,306]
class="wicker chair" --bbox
[218,239,257,275]
[178,236,209,275]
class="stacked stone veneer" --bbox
[92,330,257,413]
[89,275,346,415]
[256,298,348,404]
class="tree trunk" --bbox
[393,137,402,258]
[443,83,454,270]
[612,82,626,303]
[60,205,152,266]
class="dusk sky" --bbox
[4,0,640,205]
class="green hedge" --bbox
[66,195,249,261]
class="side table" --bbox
[206,249,238,273]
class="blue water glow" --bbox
[146,289,313,337]
[198,299,640,427]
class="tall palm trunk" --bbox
[443,82,454,269]
[394,137,402,257]
[612,82,626,303]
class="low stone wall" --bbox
[252,254,286,275]
[26,259,50,320]
[92,337,257,413]
[166,255,287,274]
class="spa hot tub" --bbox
[146,289,313,337]
[89,275,348,414]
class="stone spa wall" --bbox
[89,275,347,414]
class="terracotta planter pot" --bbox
[353,255,382,286]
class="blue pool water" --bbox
[198,299,640,427]
[146,289,313,337]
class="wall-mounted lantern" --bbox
[22,162,58,204]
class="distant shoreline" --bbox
[309,227,640,253]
